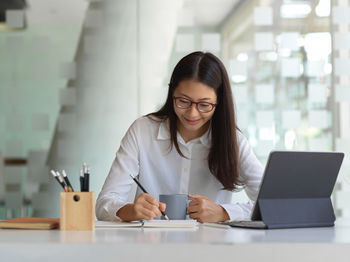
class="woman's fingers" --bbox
[187,202,200,213]
[140,201,162,216]
[188,194,209,200]
[143,193,158,205]
[137,193,159,208]
[137,206,159,220]
[134,203,161,219]
[134,193,163,219]
[188,199,200,207]
[187,195,227,223]
[159,202,166,212]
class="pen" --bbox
[129,174,169,220]
[62,170,74,192]
[50,170,68,192]
[80,169,84,192]
[82,163,90,192]
[85,166,90,192]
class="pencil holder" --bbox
[60,192,95,231]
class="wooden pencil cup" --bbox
[60,192,95,231]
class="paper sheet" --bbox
[95,220,198,228]
[95,220,142,228]
[143,220,198,228]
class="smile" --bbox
[184,117,201,125]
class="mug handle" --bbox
[186,196,194,215]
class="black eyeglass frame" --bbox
[173,96,217,113]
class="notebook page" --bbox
[142,220,198,228]
[95,220,142,228]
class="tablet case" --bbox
[251,151,344,229]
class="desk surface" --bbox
[1,222,350,262]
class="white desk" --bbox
[1,222,350,262]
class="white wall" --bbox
[42,0,182,217]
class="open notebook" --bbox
[95,220,198,228]
[143,220,198,228]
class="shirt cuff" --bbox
[107,200,132,222]
[220,202,253,221]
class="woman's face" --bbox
[173,79,217,140]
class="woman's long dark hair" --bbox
[149,51,240,191]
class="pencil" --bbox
[57,175,69,192]
[129,174,169,220]
[50,170,68,192]
[62,170,74,192]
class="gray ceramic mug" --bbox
[159,194,190,220]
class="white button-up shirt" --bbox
[96,116,264,221]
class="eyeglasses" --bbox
[173,96,217,113]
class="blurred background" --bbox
[0,0,349,222]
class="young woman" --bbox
[96,51,263,223]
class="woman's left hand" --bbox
[187,194,230,223]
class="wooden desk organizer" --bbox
[60,192,95,230]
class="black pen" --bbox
[79,169,84,192]
[82,163,90,192]
[129,174,169,220]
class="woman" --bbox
[96,51,263,223]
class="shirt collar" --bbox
[156,118,211,148]
[157,119,171,140]
[199,127,211,147]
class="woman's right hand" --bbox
[116,193,166,221]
